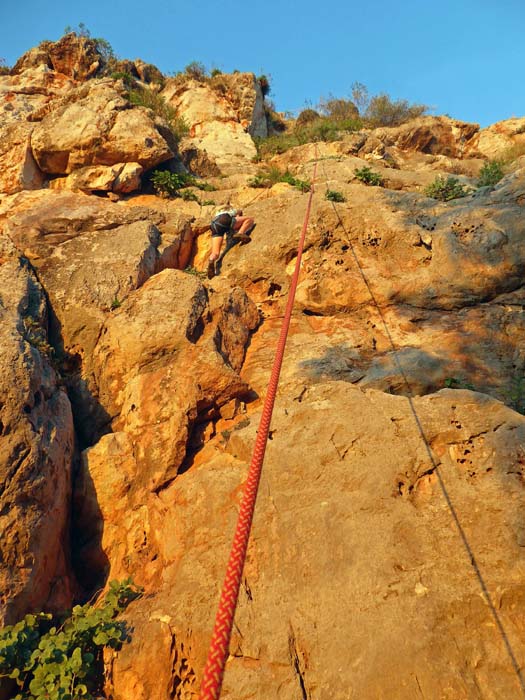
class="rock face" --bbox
[74,270,258,588]
[468,117,525,158]
[2,36,525,700]
[31,81,173,175]
[0,253,75,626]
[1,190,196,444]
[162,73,266,174]
[108,385,525,700]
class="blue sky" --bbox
[1,0,524,127]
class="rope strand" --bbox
[198,155,318,700]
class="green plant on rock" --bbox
[150,171,215,198]
[127,87,189,142]
[180,189,200,202]
[477,160,505,188]
[325,189,346,203]
[110,71,135,88]
[424,175,470,201]
[364,93,428,127]
[504,374,525,415]
[354,166,383,187]
[0,579,142,700]
[23,317,54,358]
[444,376,475,391]
[248,167,310,192]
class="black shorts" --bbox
[211,213,233,237]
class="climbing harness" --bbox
[198,157,318,700]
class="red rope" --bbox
[198,160,318,700]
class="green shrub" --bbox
[354,166,383,186]
[110,71,135,88]
[0,579,141,700]
[365,93,428,127]
[295,109,320,127]
[424,175,470,201]
[325,189,346,202]
[180,189,199,202]
[127,87,189,142]
[210,67,222,77]
[505,375,525,415]
[318,96,359,121]
[444,377,475,390]
[248,167,310,192]
[150,171,214,198]
[477,160,504,187]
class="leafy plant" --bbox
[424,175,470,201]
[248,167,310,192]
[150,171,214,198]
[184,266,207,279]
[110,297,121,310]
[325,189,346,202]
[0,579,141,700]
[504,375,525,415]
[110,71,135,88]
[354,166,383,186]
[444,377,475,390]
[477,160,504,188]
[180,189,199,202]
[127,87,189,142]
[23,317,54,358]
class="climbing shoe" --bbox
[207,260,216,279]
[232,232,252,244]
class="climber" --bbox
[207,208,256,279]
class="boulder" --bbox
[371,115,480,158]
[12,34,103,80]
[467,117,525,159]
[0,255,74,626]
[48,162,143,194]
[31,81,173,174]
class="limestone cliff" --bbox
[1,35,525,700]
